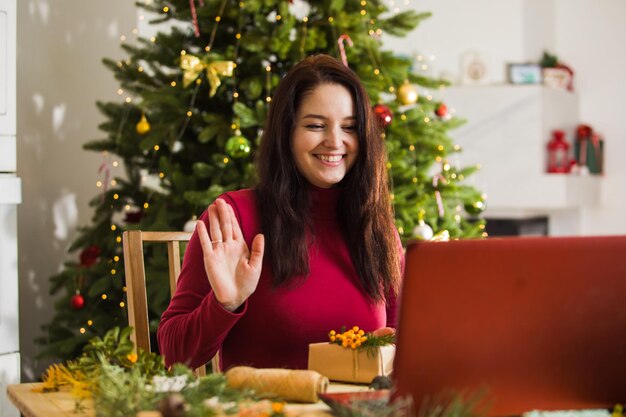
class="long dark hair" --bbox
[255,54,401,302]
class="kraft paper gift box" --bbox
[307,342,395,384]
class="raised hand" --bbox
[197,198,265,312]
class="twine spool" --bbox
[225,366,329,403]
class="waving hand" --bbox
[196,198,265,312]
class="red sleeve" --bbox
[157,203,246,369]
[385,231,405,328]
[385,293,398,329]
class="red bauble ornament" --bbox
[124,210,143,223]
[435,103,448,118]
[71,293,85,310]
[576,124,592,139]
[79,245,101,267]
[373,104,393,127]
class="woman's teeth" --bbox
[316,155,342,162]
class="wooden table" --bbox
[7,382,370,417]
[7,383,94,417]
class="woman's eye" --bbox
[306,124,324,130]
[343,125,357,132]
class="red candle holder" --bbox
[547,130,571,173]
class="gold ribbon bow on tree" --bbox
[180,55,236,97]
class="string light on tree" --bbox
[455,204,462,223]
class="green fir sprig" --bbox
[93,361,244,417]
[37,327,252,416]
[70,326,165,381]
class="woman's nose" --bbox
[323,126,342,148]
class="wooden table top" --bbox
[7,381,370,417]
[7,383,95,417]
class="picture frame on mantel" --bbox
[460,51,488,85]
[507,63,543,85]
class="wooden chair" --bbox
[122,230,219,375]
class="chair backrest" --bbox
[122,230,218,375]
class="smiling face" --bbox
[291,83,359,189]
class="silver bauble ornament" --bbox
[184,216,198,232]
[412,221,434,240]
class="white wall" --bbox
[383,0,526,84]
[553,0,626,235]
[17,0,136,380]
[15,0,626,380]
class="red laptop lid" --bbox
[393,236,626,416]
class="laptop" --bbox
[392,236,626,416]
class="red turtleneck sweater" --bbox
[158,187,400,370]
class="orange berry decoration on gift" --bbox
[328,326,369,350]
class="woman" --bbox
[158,54,403,371]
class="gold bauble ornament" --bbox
[397,80,418,105]
[136,113,150,135]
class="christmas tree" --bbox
[38,0,486,361]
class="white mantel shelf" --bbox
[443,84,601,232]
[484,174,601,219]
